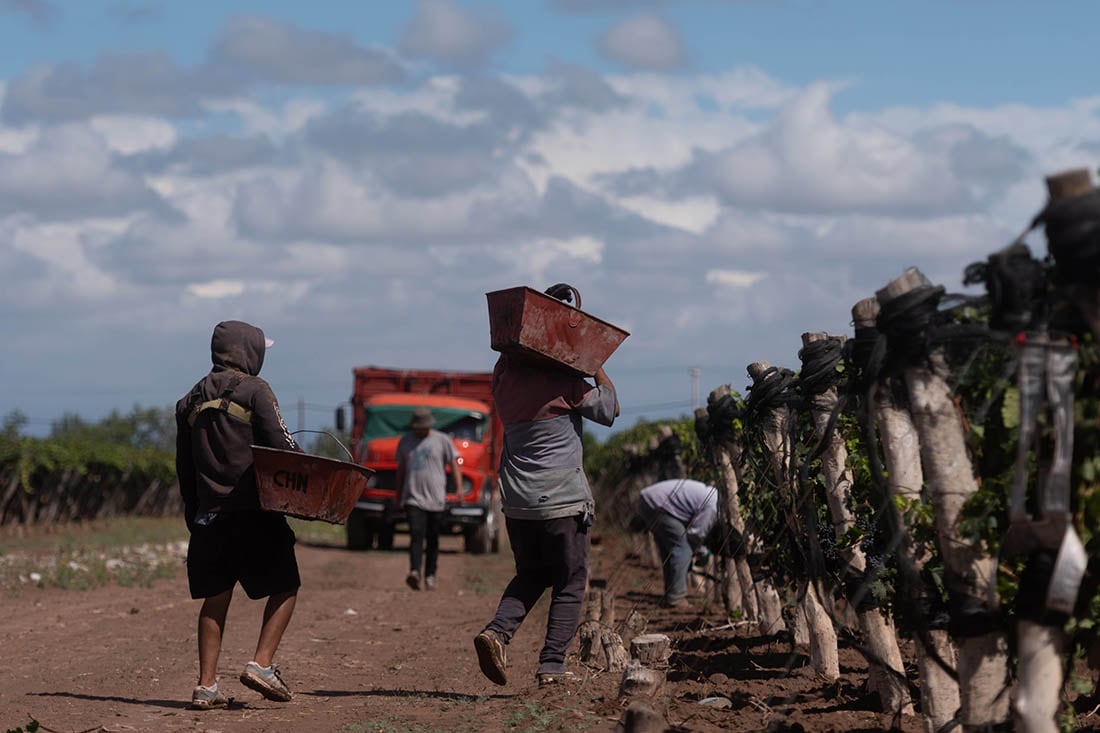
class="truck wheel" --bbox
[377,522,396,551]
[346,509,374,551]
[464,520,492,555]
[488,498,502,553]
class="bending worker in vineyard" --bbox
[175,320,302,709]
[474,283,620,687]
[635,478,718,608]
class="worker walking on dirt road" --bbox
[175,320,302,710]
[474,283,619,687]
[396,405,462,591]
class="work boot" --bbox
[474,630,508,685]
[406,571,421,590]
[189,681,228,710]
[239,661,292,702]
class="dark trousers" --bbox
[485,514,590,666]
[638,502,692,604]
[406,506,443,577]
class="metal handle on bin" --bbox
[291,430,355,463]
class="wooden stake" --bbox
[602,628,631,672]
[853,296,961,733]
[877,270,1010,729]
[619,660,666,698]
[1045,168,1093,201]
[630,634,672,668]
[613,700,667,733]
[748,360,839,682]
[702,395,759,624]
[801,332,913,716]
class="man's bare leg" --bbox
[197,589,233,687]
[253,590,297,667]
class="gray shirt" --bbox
[395,429,456,513]
[492,355,618,520]
[639,479,718,547]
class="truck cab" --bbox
[344,367,502,554]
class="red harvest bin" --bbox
[486,286,629,377]
[252,446,374,524]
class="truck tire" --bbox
[346,509,374,551]
[488,496,502,553]
[377,522,396,551]
[464,522,492,555]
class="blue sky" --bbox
[1,0,1098,439]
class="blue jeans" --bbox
[638,502,692,604]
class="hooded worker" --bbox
[175,320,301,710]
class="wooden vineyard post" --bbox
[800,332,913,717]
[877,269,1010,730]
[852,297,960,733]
[619,634,671,699]
[1011,169,1096,733]
[748,361,839,682]
[579,586,629,670]
[702,388,759,624]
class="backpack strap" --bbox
[187,372,252,427]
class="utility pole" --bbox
[690,367,700,411]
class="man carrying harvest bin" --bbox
[474,283,620,687]
[175,320,302,709]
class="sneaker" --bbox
[406,571,421,590]
[473,630,508,686]
[535,662,578,687]
[424,575,437,590]
[239,661,292,702]
[189,681,228,710]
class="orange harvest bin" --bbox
[486,285,629,377]
[252,446,374,524]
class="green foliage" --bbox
[302,427,354,460]
[0,432,176,488]
[503,699,599,731]
[0,405,178,525]
[50,404,176,452]
[1,410,27,438]
[5,720,38,733]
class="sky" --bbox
[1,0,1098,441]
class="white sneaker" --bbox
[239,661,291,702]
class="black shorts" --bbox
[187,511,301,600]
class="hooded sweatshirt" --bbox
[175,320,298,520]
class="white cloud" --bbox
[187,279,246,299]
[399,0,513,69]
[599,13,686,71]
[203,98,327,139]
[89,115,177,154]
[706,268,767,288]
[211,15,405,85]
[11,222,118,301]
[688,82,1007,217]
[617,196,719,233]
[0,123,167,218]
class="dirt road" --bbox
[0,526,931,732]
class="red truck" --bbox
[338,367,502,554]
